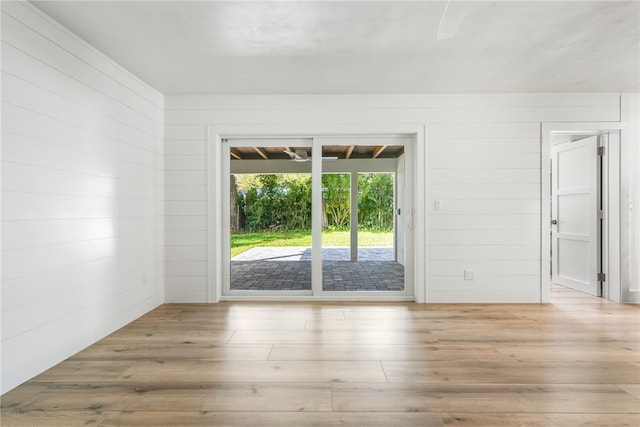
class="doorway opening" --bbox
[221,136,413,299]
[550,134,603,297]
[544,124,623,302]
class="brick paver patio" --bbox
[231,247,405,291]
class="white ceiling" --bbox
[32,1,640,95]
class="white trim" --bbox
[350,172,358,262]
[414,126,427,303]
[220,140,248,298]
[225,138,312,147]
[207,123,425,302]
[311,138,323,296]
[221,290,312,298]
[601,133,610,300]
[606,132,622,302]
[221,295,415,302]
[541,122,625,303]
[207,128,223,302]
[620,94,640,303]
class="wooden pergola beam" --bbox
[230,149,242,160]
[345,145,355,159]
[372,145,387,159]
[284,147,294,158]
[253,147,269,160]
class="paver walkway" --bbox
[231,246,395,261]
[231,247,404,291]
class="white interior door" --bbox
[551,135,601,296]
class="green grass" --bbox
[231,229,392,257]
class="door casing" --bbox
[207,124,427,302]
[542,122,623,303]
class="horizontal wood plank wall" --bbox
[622,93,640,303]
[1,2,165,393]
[164,94,620,304]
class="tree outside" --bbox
[230,172,395,255]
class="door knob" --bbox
[551,220,558,225]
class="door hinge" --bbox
[598,272,606,282]
[597,146,605,156]
[598,210,604,219]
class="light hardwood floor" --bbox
[2,285,639,426]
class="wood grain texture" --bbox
[2,286,639,426]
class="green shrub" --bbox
[234,172,393,232]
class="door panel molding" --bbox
[551,135,600,295]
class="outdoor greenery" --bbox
[233,173,394,233]
[241,174,312,231]
[356,173,395,230]
[231,230,393,257]
[321,174,351,229]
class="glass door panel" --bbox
[320,143,406,292]
[321,173,351,290]
[226,140,312,294]
[358,171,404,292]
[223,137,410,297]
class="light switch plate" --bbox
[464,269,476,280]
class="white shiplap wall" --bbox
[622,93,640,302]
[164,94,621,303]
[1,2,164,393]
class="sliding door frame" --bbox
[207,124,427,302]
[313,137,413,299]
[221,137,314,298]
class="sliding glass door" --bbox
[319,141,407,294]
[222,138,314,296]
[222,136,413,298]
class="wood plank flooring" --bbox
[2,285,639,426]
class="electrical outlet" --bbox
[464,269,476,280]
[434,200,443,210]
[141,273,147,285]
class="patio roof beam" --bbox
[230,149,242,160]
[345,145,355,159]
[253,147,269,160]
[372,145,387,158]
